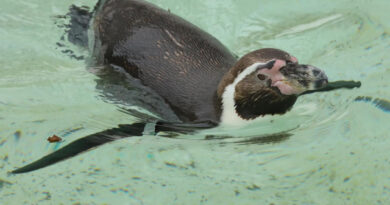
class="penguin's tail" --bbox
[53,0,109,60]
[53,4,93,60]
[66,0,107,48]
[65,5,93,48]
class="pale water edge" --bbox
[0,0,389,204]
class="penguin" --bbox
[11,0,360,173]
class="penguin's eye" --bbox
[286,60,294,65]
[257,74,267,81]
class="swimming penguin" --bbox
[11,0,360,173]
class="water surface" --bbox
[1,0,390,204]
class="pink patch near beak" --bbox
[272,81,299,95]
[290,56,298,63]
[258,59,302,95]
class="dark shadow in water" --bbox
[355,96,390,113]
[234,132,292,145]
[205,128,295,145]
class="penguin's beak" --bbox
[278,63,328,95]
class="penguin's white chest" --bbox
[220,63,265,126]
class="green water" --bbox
[1,0,390,204]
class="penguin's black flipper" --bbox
[11,121,219,174]
[300,80,361,96]
[156,121,218,134]
[11,123,146,174]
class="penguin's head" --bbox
[218,48,328,123]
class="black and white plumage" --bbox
[11,0,360,174]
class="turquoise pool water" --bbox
[1,0,390,204]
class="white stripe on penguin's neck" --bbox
[220,62,266,126]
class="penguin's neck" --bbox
[217,63,264,126]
